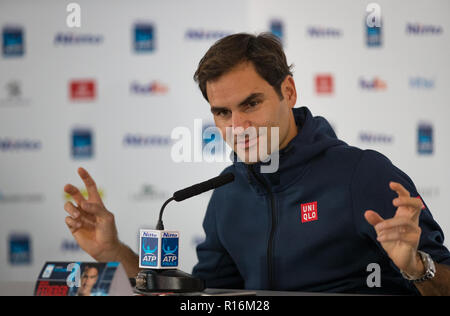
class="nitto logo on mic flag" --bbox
[139,230,179,269]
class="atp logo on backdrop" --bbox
[2,26,25,57]
[270,20,284,43]
[71,128,94,159]
[133,23,155,53]
[417,123,433,155]
[365,3,382,47]
[9,233,32,265]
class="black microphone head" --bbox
[173,172,235,202]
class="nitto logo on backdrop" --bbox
[8,233,32,265]
[130,81,169,95]
[0,191,44,203]
[359,132,394,144]
[0,138,41,151]
[417,122,433,155]
[315,74,334,95]
[307,26,342,38]
[185,29,231,40]
[409,77,435,89]
[123,134,172,147]
[133,23,155,53]
[69,79,96,101]
[359,77,387,91]
[406,23,443,35]
[71,128,94,159]
[2,26,25,57]
[54,32,103,45]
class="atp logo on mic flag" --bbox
[161,232,179,267]
[139,230,179,269]
[301,202,318,223]
[140,231,159,268]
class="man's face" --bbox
[206,61,297,164]
[80,267,98,290]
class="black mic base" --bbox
[135,269,205,293]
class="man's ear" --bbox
[281,76,297,108]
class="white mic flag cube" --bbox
[139,229,179,269]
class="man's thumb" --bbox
[364,210,384,227]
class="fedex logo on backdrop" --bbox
[301,202,318,223]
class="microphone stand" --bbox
[135,196,205,293]
[134,173,234,293]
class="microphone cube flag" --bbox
[139,229,179,269]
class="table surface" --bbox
[0,281,349,296]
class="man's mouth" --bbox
[235,136,258,149]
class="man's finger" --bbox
[80,201,106,217]
[393,196,423,210]
[64,184,86,206]
[78,167,102,203]
[364,210,384,227]
[375,217,417,232]
[64,201,80,218]
[65,216,82,233]
[389,181,410,198]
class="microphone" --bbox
[156,172,235,230]
[136,172,235,293]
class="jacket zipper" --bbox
[248,165,277,290]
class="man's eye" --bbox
[247,100,261,107]
[216,110,230,117]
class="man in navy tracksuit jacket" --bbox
[192,106,450,295]
[63,32,450,296]
[191,33,450,295]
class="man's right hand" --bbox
[63,167,121,262]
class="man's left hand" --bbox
[364,182,425,278]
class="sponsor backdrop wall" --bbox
[0,0,449,282]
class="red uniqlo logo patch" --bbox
[70,80,96,100]
[315,74,333,94]
[301,202,318,223]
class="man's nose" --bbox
[231,112,251,132]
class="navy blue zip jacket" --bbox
[192,106,450,295]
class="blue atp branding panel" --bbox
[140,231,159,268]
[139,230,179,269]
[161,232,179,267]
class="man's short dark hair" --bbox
[194,32,293,102]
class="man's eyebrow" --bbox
[210,93,265,114]
[238,92,264,107]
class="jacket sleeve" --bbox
[191,187,245,289]
[351,149,450,266]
